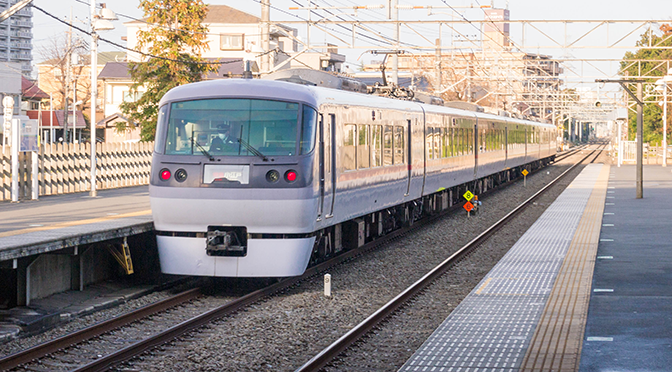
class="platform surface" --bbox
[400,163,609,372]
[0,186,152,261]
[579,165,672,372]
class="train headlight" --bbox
[175,168,188,182]
[266,170,280,183]
[160,168,171,181]
[284,170,297,182]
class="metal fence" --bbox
[619,141,670,165]
[1,142,153,202]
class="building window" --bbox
[220,34,244,51]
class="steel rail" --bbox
[294,144,605,372]
[0,287,202,371]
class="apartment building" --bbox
[0,0,33,76]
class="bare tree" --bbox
[38,34,93,139]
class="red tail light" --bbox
[160,169,171,181]
[285,170,297,182]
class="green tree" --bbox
[120,0,217,141]
[620,25,672,143]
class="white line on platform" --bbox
[587,337,614,342]
[606,203,615,205]
[600,239,614,242]
[604,212,614,215]
[597,256,614,259]
[602,224,614,227]
[593,289,614,292]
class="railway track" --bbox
[0,145,597,372]
[295,142,607,372]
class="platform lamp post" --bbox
[89,2,117,197]
[655,68,672,167]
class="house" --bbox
[125,4,299,69]
[35,51,126,126]
[26,110,87,143]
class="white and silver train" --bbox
[149,78,557,277]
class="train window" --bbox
[394,126,405,164]
[468,128,474,154]
[446,128,453,157]
[383,125,393,166]
[441,128,448,158]
[155,105,168,154]
[456,128,462,156]
[426,127,434,160]
[371,125,382,167]
[343,124,356,171]
[164,99,299,157]
[435,128,443,158]
[300,106,317,155]
[358,124,370,169]
[481,129,487,152]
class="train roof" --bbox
[159,79,555,129]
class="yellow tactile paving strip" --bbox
[519,164,610,372]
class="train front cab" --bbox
[150,96,321,277]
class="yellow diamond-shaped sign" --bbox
[463,190,474,201]
[522,169,529,176]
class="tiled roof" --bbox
[98,62,131,80]
[125,5,259,25]
[26,110,87,128]
[22,76,50,99]
[98,59,245,80]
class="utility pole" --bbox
[63,8,73,143]
[260,0,270,74]
[636,82,643,198]
[389,0,398,85]
[596,78,644,199]
[434,36,441,94]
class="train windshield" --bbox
[163,99,316,157]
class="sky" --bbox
[30,0,672,96]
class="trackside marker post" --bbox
[324,274,331,297]
[463,190,474,218]
[522,169,529,187]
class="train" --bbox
[149,76,557,277]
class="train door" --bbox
[524,127,528,161]
[474,122,479,179]
[505,126,509,166]
[325,113,336,218]
[317,114,326,220]
[406,119,412,196]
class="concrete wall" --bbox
[28,254,72,300]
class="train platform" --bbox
[400,163,672,372]
[0,186,154,341]
[0,186,152,262]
